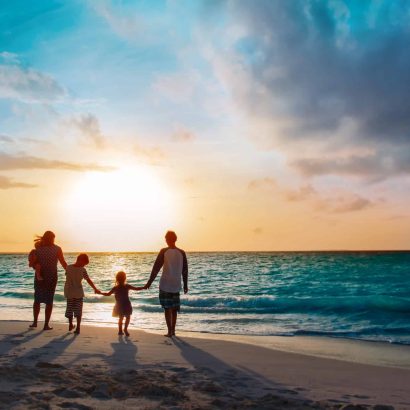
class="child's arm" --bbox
[128,285,145,291]
[100,287,115,296]
[84,273,100,294]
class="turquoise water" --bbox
[0,252,409,344]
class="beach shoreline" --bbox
[1,321,409,409]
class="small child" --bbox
[64,253,99,334]
[100,271,145,336]
[28,243,43,281]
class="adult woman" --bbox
[30,231,67,330]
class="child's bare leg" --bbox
[171,308,178,336]
[124,316,130,336]
[30,302,40,327]
[74,316,81,334]
[118,316,124,335]
[68,317,75,331]
[164,308,172,337]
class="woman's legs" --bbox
[43,303,53,330]
[30,302,40,327]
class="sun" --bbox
[62,167,177,251]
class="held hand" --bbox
[143,284,150,290]
[94,289,101,294]
[184,287,188,294]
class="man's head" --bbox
[165,230,177,247]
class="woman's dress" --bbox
[34,244,61,305]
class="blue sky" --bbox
[1,0,410,251]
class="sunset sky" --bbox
[1,0,410,252]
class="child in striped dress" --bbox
[64,254,99,334]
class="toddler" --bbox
[100,271,145,336]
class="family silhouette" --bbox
[28,230,188,337]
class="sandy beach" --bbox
[0,321,409,409]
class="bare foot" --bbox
[43,326,53,331]
[29,322,37,328]
[164,333,172,338]
[124,330,130,337]
[118,331,124,335]
[74,329,80,335]
[68,324,75,331]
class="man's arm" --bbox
[182,250,188,294]
[145,249,166,289]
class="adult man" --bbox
[145,231,188,337]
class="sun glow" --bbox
[63,167,177,251]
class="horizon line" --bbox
[1,249,410,254]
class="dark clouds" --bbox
[224,1,410,178]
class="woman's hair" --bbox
[115,271,127,286]
[76,253,89,265]
[34,231,55,247]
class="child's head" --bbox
[76,253,89,267]
[115,271,127,286]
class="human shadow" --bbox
[105,335,138,370]
[16,332,76,366]
[171,336,312,405]
[0,327,43,358]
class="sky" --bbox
[1,0,410,252]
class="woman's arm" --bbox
[57,247,67,270]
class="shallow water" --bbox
[0,251,409,344]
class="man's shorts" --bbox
[159,290,180,311]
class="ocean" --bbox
[0,252,409,344]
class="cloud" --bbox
[253,227,263,234]
[291,150,410,180]
[70,113,106,148]
[93,1,143,41]
[171,127,196,142]
[317,194,374,213]
[248,177,276,190]
[0,135,13,143]
[0,176,37,189]
[209,1,410,179]
[153,72,199,103]
[0,152,114,172]
[249,176,374,213]
[0,62,65,103]
[285,184,316,202]
[134,144,166,165]
[0,52,19,64]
